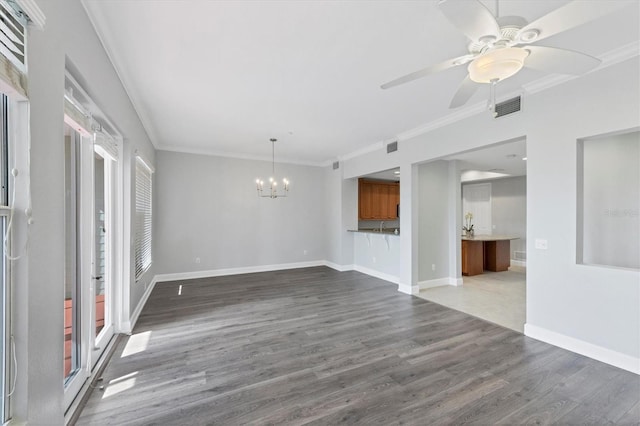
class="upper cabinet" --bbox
[358,179,400,220]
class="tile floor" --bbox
[417,269,526,333]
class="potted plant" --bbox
[463,212,474,237]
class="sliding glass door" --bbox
[63,120,118,407]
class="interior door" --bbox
[462,183,492,235]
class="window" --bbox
[134,156,152,279]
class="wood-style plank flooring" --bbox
[76,267,640,425]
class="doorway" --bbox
[63,120,118,408]
[417,139,527,333]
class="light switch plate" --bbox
[535,239,548,250]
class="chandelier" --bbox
[255,138,289,198]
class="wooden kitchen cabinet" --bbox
[462,239,484,276]
[358,179,400,220]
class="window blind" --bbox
[134,156,152,279]
[0,2,27,99]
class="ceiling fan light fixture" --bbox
[468,47,529,83]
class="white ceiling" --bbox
[82,0,639,165]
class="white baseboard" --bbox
[524,323,639,375]
[154,260,326,283]
[418,277,462,290]
[511,259,526,267]
[396,283,419,295]
[352,265,400,285]
[128,276,158,332]
[324,261,354,272]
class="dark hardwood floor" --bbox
[76,267,640,425]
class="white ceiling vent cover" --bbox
[494,96,521,118]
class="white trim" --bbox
[324,261,354,272]
[418,277,462,289]
[15,0,45,30]
[135,154,154,173]
[524,323,640,375]
[397,283,419,295]
[510,259,526,267]
[338,141,385,162]
[157,145,326,168]
[154,260,326,283]
[352,265,400,285]
[523,40,640,95]
[338,41,640,163]
[126,276,158,333]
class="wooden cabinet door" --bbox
[359,180,374,219]
[462,240,484,276]
[388,183,399,218]
[359,179,400,220]
[372,183,389,219]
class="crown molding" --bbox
[156,144,326,167]
[81,0,159,149]
[339,41,640,162]
[338,140,384,162]
[524,40,640,95]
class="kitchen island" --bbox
[461,235,519,276]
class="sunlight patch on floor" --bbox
[121,331,151,357]
[102,371,138,399]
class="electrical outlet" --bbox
[431,264,436,271]
[303,250,308,255]
[372,257,377,263]
[195,257,201,264]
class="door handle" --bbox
[92,276,103,280]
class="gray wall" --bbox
[341,56,640,364]
[418,160,452,282]
[15,0,156,422]
[463,176,527,259]
[581,131,639,268]
[153,150,327,274]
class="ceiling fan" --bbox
[381,0,631,109]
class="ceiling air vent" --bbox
[387,141,398,153]
[494,96,521,118]
[332,161,339,170]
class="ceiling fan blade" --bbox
[381,54,475,90]
[449,76,479,109]
[438,0,500,42]
[524,46,601,75]
[516,0,634,44]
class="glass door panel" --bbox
[63,124,80,384]
[92,145,115,366]
[94,152,106,337]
